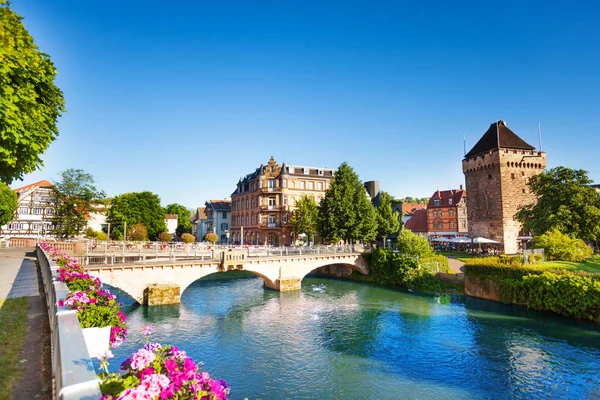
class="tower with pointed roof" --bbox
[462,121,546,254]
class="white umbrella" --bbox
[430,237,451,242]
[472,237,499,244]
[449,237,471,243]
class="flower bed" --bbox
[98,327,230,400]
[40,243,128,347]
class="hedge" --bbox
[420,255,450,273]
[465,260,600,323]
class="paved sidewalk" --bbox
[0,248,39,302]
[448,258,465,274]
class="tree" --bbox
[165,203,192,236]
[158,232,171,243]
[106,192,167,240]
[128,223,148,241]
[205,232,218,244]
[0,181,17,226]
[515,167,600,243]
[317,162,377,243]
[290,195,319,244]
[375,191,401,246]
[51,169,105,238]
[532,229,592,262]
[0,1,66,184]
[396,228,432,258]
[180,233,195,243]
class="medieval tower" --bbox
[462,121,546,254]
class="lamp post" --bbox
[226,230,230,246]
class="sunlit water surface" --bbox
[108,273,600,400]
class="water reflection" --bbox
[108,274,600,400]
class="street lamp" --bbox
[225,230,230,245]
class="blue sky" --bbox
[11,0,600,208]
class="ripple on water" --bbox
[108,275,600,400]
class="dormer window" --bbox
[318,169,324,176]
[289,167,295,174]
[448,198,453,205]
[303,168,309,175]
[434,199,441,206]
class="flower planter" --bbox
[81,326,111,358]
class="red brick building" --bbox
[426,188,468,237]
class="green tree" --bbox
[0,1,66,184]
[396,228,432,258]
[205,232,218,244]
[180,233,195,243]
[532,229,593,262]
[515,167,600,243]
[128,222,148,241]
[106,192,167,240]
[158,232,171,243]
[165,203,192,236]
[51,169,105,238]
[317,162,377,243]
[375,191,401,246]
[0,181,17,226]
[290,195,319,244]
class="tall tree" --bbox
[515,166,600,243]
[0,1,66,184]
[0,181,17,226]
[376,191,401,246]
[51,169,105,238]
[290,195,319,244]
[317,162,377,243]
[107,192,167,240]
[165,203,192,236]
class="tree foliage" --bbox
[0,2,66,184]
[515,167,600,243]
[0,181,17,226]
[128,223,148,241]
[396,228,432,258]
[165,203,192,236]
[51,169,105,238]
[399,197,429,205]
[106,192,166,240]
[290,195,318,244]
[205,232,218,244]
[158,232,171,243]
[317,162,377,243]
[532,229,593,262]
[375,191,401,243]
[180,233,195,243]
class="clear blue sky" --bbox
[11,0,600,208]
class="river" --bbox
[109,272,600,400]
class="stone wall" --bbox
[311,264,355,278]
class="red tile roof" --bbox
[404,209,428,233]
[164,214,178,220]
[13,179,53,193]
[402,203,427,216]
[427,189,466,208]
[207,200,231,211]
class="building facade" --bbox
[426,188,468,237]
[205,200,231,243]
[230,157,335,246]
[0,180,56,238]
[164,214,178,235]
[191,207,207,241]
[462,120,546,254]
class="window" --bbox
[282,214,288,224]
[291,181,296,189]
[252,214,255,224]
[318,169,324,176]
[511,173,515,180]
[450,222,455,229]
[222,212,227,218]
[221,223,228,231]
[488,174,492,180]
[448,198,453,205]
[268,179,276,189]
[270,166,275,172]
[449,209,455,217]
[308,181,314,190]
[283,195,287,205]
[299,181,305,189]
[461,221,467,229]
[246,198,249,209]
[289,167,295,174]
[433,199,440,206]
[303,168,309,175]
[34,208,42,215]
[318,182,323,190]
[268,197,276,209]
[282,179,287,188]
[19,207,28,214]
[268,214,276,224]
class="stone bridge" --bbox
[84,251,369,305]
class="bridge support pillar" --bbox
[265,278,301,292]
[143,284,181,306]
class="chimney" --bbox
[460,184,463,190]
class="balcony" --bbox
[260,205,281,211]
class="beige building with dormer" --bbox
[230,157,335,246]
[0,180,56,238]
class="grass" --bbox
[0,297,29,400]
[537,255,600,274]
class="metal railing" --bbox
[37,245,103,400]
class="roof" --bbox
[404,209,428,233]
[206,200,231,211]
[13,180,53,194]
[401,203,427,216]
[465,121,535,158]
[193,207,207,221]
[427,189,466,208]
[164,214,178,220]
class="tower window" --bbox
[488,174,492,180]
[511,173,515,179]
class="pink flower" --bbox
[143,325,152,336]
[130,349,156,371]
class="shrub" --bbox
[420,255,451,273]
[396,228,432,258]
[128,223,148,241]
[205,232,218,244]
[533,229,593,262]
[527,253,544,264]
[95,231,108,241]
[180,233,195,243]
[158,232,171,243]
[84,227,96,238]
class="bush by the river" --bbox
[356,248,457,292]
[465,259,600,323]
[420,255,451,273]
[532,229,593,262]
[395,228,432,258]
